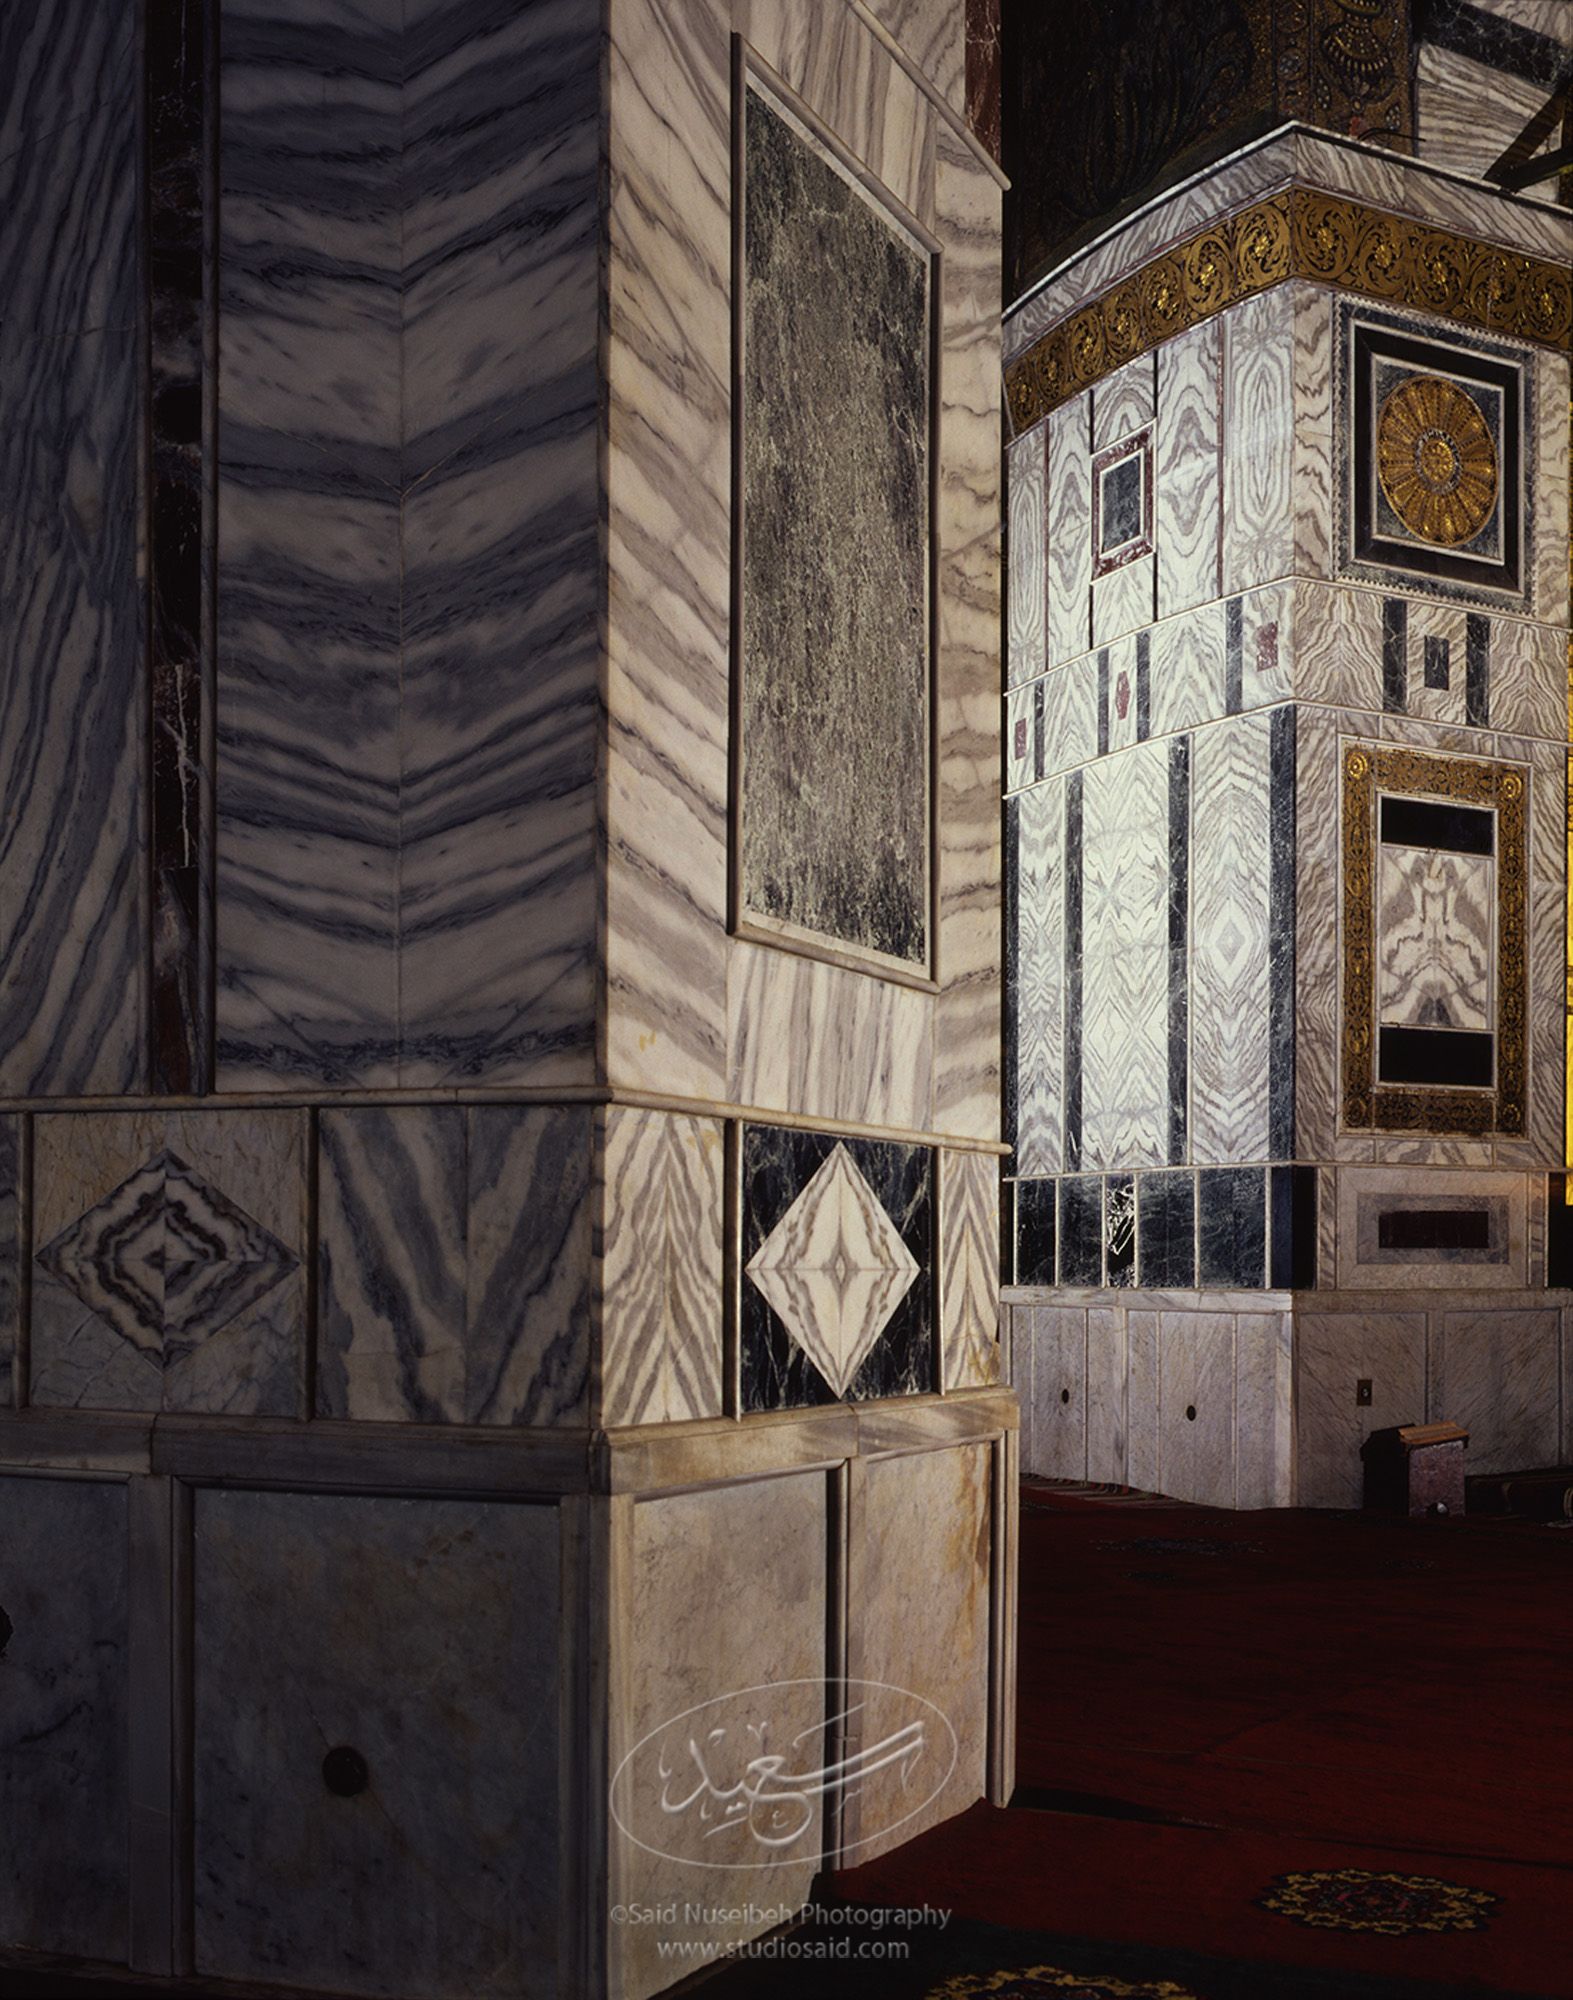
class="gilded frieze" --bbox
[1006,188,1573,435]
[1341,743,1527,1136]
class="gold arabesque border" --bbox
[1006,187,1573,435]
[1341,744,1527,1138]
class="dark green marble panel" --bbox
[740,89,930,967]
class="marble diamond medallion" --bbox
[745,1142,920,1396]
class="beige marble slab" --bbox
[1158,1310,1236,1507]
[1020,1304,1087,1480]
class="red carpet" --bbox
[827,1485,1573,1997]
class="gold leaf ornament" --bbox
[1376,374,1498,547]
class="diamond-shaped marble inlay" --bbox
[37,1149,297,1354]
[745,1143,919,1397]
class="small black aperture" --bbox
[322,1746,370,1798]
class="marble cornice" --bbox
[1005,183,1573,437]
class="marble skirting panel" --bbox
[193,1488,559,1997]
[1008,1298,1293,1507]
[28,1111,308,1418]
[317,1105,592,1427]
[217,0,601,1090]
[0,14,142,1095]
[599,1106,724,1428]
[0,1474,129,1961]
[615,1472,827,2000]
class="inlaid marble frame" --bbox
[1340,740,1527,1136]
[1090,427,1153,580]
[729,51,940,989]
[1335,304,1531,609]
[737,1122,936,1414]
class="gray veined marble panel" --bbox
[1155,318,1222,622]
[1091,553,1154,650]
[0,0,134,164]
[0,247,142,1091]
[1376,845,1492,1032]
[217,0,404,1086]
[1158,1311,1235,1508]
[739,88,929,968]
[1533,352,1570,629]
[1486,615,1566,746]
[1296,1310,1427,1508]
[1081,744,1170,1170]
[1045,392,1092,666]
[1292,282,1334,583]
[1015,779,1063,1178]
[1093,353,1154,449]
[1221,287,1294,599]
[1191,714,1273,1165]
[1149,602,1225,739]
[600,1107,723,1427]
[1292,580,1385,711]
[317,1105,592,1426]
[1007,426,1047,690]
[194,1488,559,1998]
[1430,1309,1560,1474]
[1416,40,1555,183]
[940,1149,1001,1389]
[0,1476,128,1962]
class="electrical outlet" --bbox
[1356,1378,1373,1406]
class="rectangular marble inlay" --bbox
[738,86,930,968]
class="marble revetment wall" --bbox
[0,3,1010,1998]
[1002,122,1573,1510]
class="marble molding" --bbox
[0,0,142,1097]
[741,1125,935,1412]
[599,1107,724,1428]
[29,1111,307,1417]
[317,1105,592,1427]
[216,0,600,1090]
[193,1488,559,1997]
[0,1475,128,1962]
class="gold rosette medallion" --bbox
[1375,374,1498,547]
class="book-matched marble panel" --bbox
[1488,618,1567,744]
[1149,603,1226,739]
[741,1124,935,1412]
[1533,352,1570,628]
[1045,393,1093,665]
[1292,283,1335,581]
[940,1148,1001,1388]
[1155,320,1223,621]
[30,1110,307,1417]
[194,1489,559,1997]
[0,1475,128,1961]
[1222,287,1295,598]
[1294,704,1365,1160]
[218,0,600,1089]
[599,1106,724,1427]
[1376,845,1493,1032]
[1191,714,1274,1165]
[1007,427,1047,688]
[0,33,142,1094]
[1014,779,1063,1177]
[1504,737,1565,1168]
[1429,1307,1560,1472]
[1081,743,1170,1170]
[1093,354,1155,450]
[317,1105,592,1426]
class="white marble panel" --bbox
[1292,281,1334,581]
[1046,392,1092,665]
[1533,352,1570,629]
[1334,1166,1528,1290]
[1156,318,1223,620]
[1292,580,1385,711]
[1236,1311,1293,1509]
[1007,425,1047,689]
[1086,1305,1128,1483]
[1082,743,1171,1169]
[1149,601,1226,738]
[1488,616,1566,745]
[1092,553,1154,649]
[1429,1308,1560,1474]
[1222,287,1294,598]
[1416,42,1553,185]
[1016,779,1063,1177]
[1022,1304,1087,1479]
[1093,353,1155,449]
[1158,1311,1235,1507]
[1041,653,1101,777]
[1191,713,1273,1163]
[1126,1308,1159,1492]
[1376,846,1493,1032]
